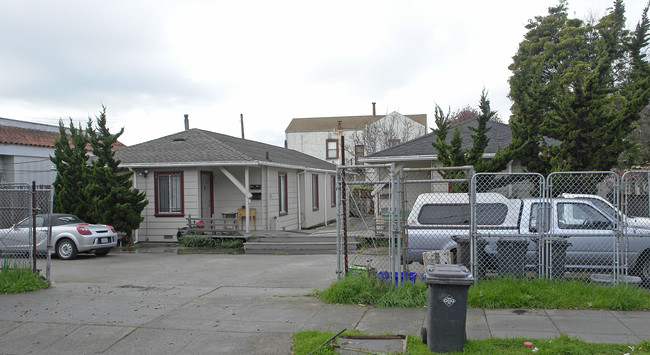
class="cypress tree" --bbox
[50,119,90,219]
[85,106,147,244]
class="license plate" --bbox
[100,238,109,244]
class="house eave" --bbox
[119,160,336,173]
[359,153,497,164]
[359,155,438,163]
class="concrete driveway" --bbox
[0,249,357,354]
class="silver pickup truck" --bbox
[405,193,650,282]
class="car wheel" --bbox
[95,249,110,256]
[56,239,78,260]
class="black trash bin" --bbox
[544,237,571,279]
[421,264,474,353]
[496,237,528,278]
[451,235,487,279]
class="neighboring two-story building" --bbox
[0,118,127,186]
[1,118,65,186]
[285,103,427,166]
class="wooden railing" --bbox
[179,214,240,237]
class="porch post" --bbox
[245,166,250,233]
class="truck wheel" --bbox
[421,327,427,344]
[56,239,78,260]
[637,258,650,287]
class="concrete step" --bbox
[243,230,357,255]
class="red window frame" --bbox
[326,139,339,160]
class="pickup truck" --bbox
[559,193,650,228]
[405,193,650,282]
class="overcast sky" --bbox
[1,0,648,147]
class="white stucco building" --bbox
[285,104,427,166]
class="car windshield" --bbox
[54,215,85,225]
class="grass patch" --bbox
[292,331,650,355]
[0,259,49,294]
[470,276,650,310]
[317,274,650,310]
[178,235,245,249]
[318,273,426,307]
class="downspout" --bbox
[324,172,329,226]
[130,168,140,244]
[263,166,268,231]
[245,166,250,233]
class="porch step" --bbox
[243,231,358,255]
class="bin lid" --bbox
[426,264,474,285]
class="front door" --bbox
[200,171,213,219]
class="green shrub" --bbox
[178,235,244,249]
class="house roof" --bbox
[0,119,127,150]
[362,120,513,162]
[0,125,63,148]
[115,129,337,171]
[285,112,427,132]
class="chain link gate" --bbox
[471,173,545,280]
[0,183,53,281]
[621,171,650,285]
[337,164,403,282]
[400,166,474,280]
[547,172,628,284]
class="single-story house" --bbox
[360,120,520,171]
[357,120,521,213]
[115,127,337,242]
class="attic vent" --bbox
[172,138,186,142]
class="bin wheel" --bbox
[421,327,427,344]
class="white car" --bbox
[0,214,118,260]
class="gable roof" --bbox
[361,120,513,162]
[115,129,337,171]
[285,112,427,132]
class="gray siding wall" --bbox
[134,165,335,242]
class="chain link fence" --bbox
[0,183,53,281]
[337,168,650,287]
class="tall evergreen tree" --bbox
[508,0,650,175]
[50,119,90,219]
[433,90,512,173]
[85,106,147,244]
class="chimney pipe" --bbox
[184,114,189,131]
[240,113,245,139]
[372,102,376,117]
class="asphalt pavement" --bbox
[0,246,648,354]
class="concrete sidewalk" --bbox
[0,251,648,354]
